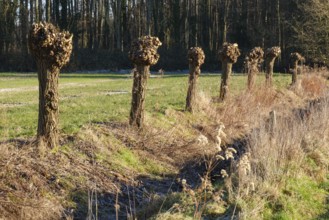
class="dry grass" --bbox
[196,71,328,143]
[224,74,329,218]
[300,73,327,97]
[0,133,133,219]
[154,72,329,219]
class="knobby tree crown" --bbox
[247,47,264,65]
[219,43,241,63]
[290,52,305,63]
[28,22,73,68]
[128,35,162,66]
[188,47,205,67]
[265,47,281,60]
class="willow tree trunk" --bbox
[291,60,298,85]
[265,59,275,87]
[37,62,60,149]
[186,63,200,112]
[247,69,256,90]
[246,47,264,90]
[129,36,161,128]
[220,62,232,101]
[29,22,73,151]
[129,65,150,128]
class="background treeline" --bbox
[0,0,328,72]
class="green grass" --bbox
[263,176,329,220]
[0,72,291,140]
[112,147,169,175]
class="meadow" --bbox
[0,72,290,140]
[0,71,328,220]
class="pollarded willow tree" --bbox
[246,47,264,90]
[290,52,305,85]
[265,47,281,87]
[219,43,240,101]
[185,47,205,113]
[128,35,162,128]
[28,22,73,149]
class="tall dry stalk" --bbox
[28,22,73,149]
[128,35,162,128]
[186,47,205,112]
[219,43,240,101]
[265,47,281,87]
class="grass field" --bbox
[0,72,290,140]
[1,71,328,220]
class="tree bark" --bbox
[220,62,232,101]
[291,60,298,85]
[290,53,304,85]
[60,0,68,29]
[37,61,60,149]
[246,47,264,90]
[46,0,51,22]
[29,0,34,24]
[129,65,150,128]
[186,63,200,112]
[247,69,256,90]
[20,0,28,57]
[129,35,161,128]
[38,0,42,20]
[35,0,39,21]
[265,58,275,87]
[29,22,73,150]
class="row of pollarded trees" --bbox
[185,45,305,114]
[123,40,303,129]
[245,47,305,89]
[29,22,306,151]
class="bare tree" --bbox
[28,22,73,150]
[265,47,281,87]
[186,47,205,112]
[246,47,264,90]
[219,43,240,101]
[128,35,162,128]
